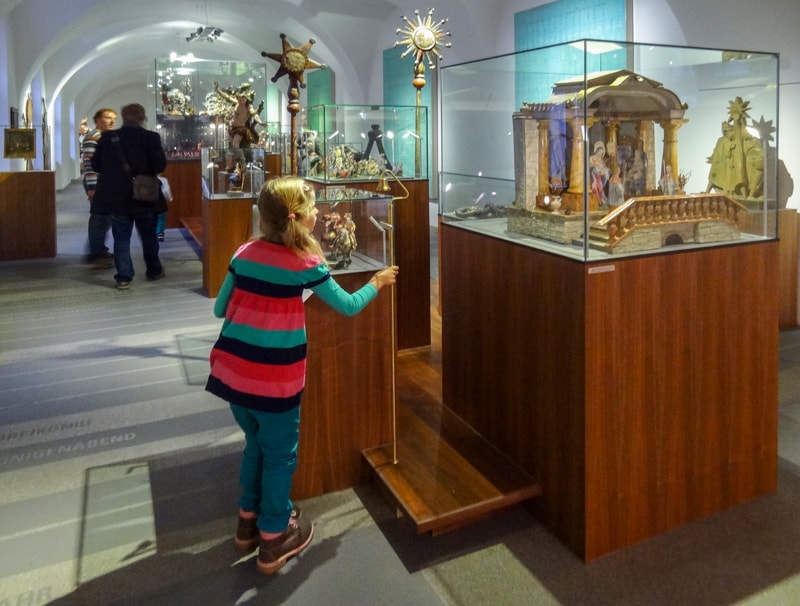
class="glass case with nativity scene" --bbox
[152,57,271,160]
[306,184,394,275]
[301,104,428,183]
[201,146,265,198]
[439,39,779,261]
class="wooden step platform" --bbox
[180,217,203,245]
[363,344,542,535]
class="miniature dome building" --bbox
[513,69,688,213]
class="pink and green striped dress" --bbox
[205,239,377,412]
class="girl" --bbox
[205,176,398,574]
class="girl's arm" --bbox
[213,272,235,318]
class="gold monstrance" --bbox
[395,8,451,177]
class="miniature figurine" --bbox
[228,161,244,191]
[212,81,265,151]
[659,164,677,195]
[706,97,764,200]
[322,211,358,269]
[589,141,610,207]
[607,166,625,209]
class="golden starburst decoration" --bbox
[261,33,326,90]
[727,96,752,124]
[395,8,451,70]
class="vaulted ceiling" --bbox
[3,0,504,117]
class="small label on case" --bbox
[588,265,615,275]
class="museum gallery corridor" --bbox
[1,182,800,605]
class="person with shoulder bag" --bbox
[91,103,167,290]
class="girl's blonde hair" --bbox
[257,176,325,261]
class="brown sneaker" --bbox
[234,507,301,552]
[256,517,314,575]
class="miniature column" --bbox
[637,121,657,193]
[538,119,550,197]
[659,119,686,182]
[567,117,585,195]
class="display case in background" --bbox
[152,57,269,155]
[439,39,780,261]
[201,146,265,198]
[302,104,428,183]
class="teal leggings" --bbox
[156,212,166,234]
[230,404,300,533]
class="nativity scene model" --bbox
[438,40,779,260]
[509,71,761,254]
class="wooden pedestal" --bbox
[0,171,56,260]
[201,195,253,297]
[441,223,779,561]
[292,271,394,498]
[163,161,201,229]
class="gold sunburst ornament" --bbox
[396,8,451,90]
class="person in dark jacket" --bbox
[91,103,167,290]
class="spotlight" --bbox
[186,26,223,43]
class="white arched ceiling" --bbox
[8,0,494,115]
[0,0,502,182]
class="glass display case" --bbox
[307,185,394,274]
[201,146,265,198]
[153,58,269,160]
[439,39,780,261]
[302,104,428,183]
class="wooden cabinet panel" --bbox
[0,171,56,260]
[201,195,253,297]
[163,161,201,229]
[441,223,779,561]
[294,271,393,498]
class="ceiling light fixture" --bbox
[186,26,223,43]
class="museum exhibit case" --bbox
[299,187,396,498]
[198,145,265,297]
[200,146,266,198]
[153,58,276,227]
[301,104,432,351]
[440,40,779,260]
[308,184,395,274]
[437,40,780,561]
[302,104,428,183]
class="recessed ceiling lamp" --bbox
[186,26,223,43]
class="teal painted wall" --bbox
[514,0,627,106]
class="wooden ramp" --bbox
[363,342,542,535]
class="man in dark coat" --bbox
[91,103,167,290]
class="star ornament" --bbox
[396,8,451,70]
[261,33,326,90]
[750,115,775,144]
[727,96,752,123]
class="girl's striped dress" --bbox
[205,239,377,412]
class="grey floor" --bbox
[2,182,800,605]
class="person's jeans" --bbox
[111,212,162,282]
[230,404,300,534]
[87,212,111,258]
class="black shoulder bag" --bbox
[112,135,161,203]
